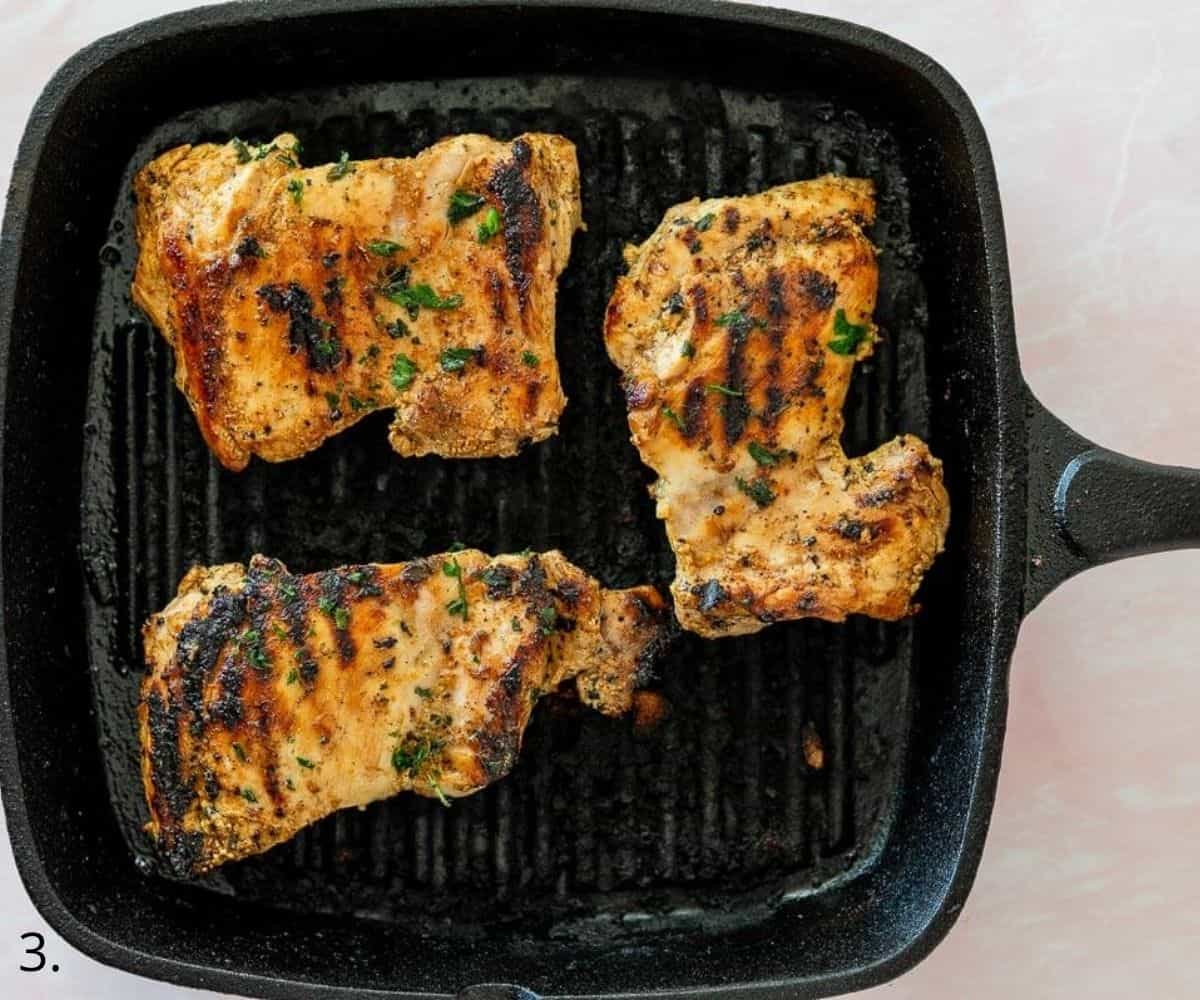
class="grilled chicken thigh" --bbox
[604,176,949,638]
[140,551,665,875]
[133,133,581,470]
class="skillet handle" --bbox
[1024,383,1200,612]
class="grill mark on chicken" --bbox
[604,175,950,637]
[487,138,541,310]
[133,133,580,469]
[139,551,668,875]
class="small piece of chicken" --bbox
[132,133,581,470]
[604,176,949,638]
[140,551,666,876]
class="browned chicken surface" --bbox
[133,133,581,470]
[140,551,666,875]
[604,176,950,638]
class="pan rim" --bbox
[0,1,1024,997]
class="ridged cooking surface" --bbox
[81,77,930,933]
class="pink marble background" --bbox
[1,1,1198,997]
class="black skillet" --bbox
[1,2,1198,998]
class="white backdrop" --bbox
[1,1,1198,998]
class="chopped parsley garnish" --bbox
[715,309,767,339]
[443,558,469,619]
[324,390,341,414]
[681,340,695,359]
[314,337,338,363]
[447,190,486,223]
[327,150,355,181]
[237,629,269,671]
[392,737,442,775]
[317,594,347,629]
[285,668,299,685]
[387,283,464,312]
[348,393,368,412]
[828,308,871,355]
[366,239,403,256]
[279,580,299,602]
[706,383,743,397]
[477,206,502,243]
[390,353,418,391]
[231,742,247,761]
[240,788,258,804]
[296,756,316,769]
[231,138,252,163]
[748,441,789,466]
[521,350,540,367]
[661,405,686,432]
[360,344,381,364]
[538,605,558,636]
[736,476,776,508]
[439,346,479,373]
[695,212,715,231]
[287,178,305,206]
[414,686,434,700]
[511,617,523,633]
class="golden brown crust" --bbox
[603,176,950,638]
[132,133,581,470]
[138,551,665,876]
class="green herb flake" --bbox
[328,150,355,181]
[324,390,341,413]
[681,340,696,359]
[476,206,502,243]
[443,557,469,620]
[736,476,776,508]
[285,777,296,791]
[439,346,479,373]
[366,239,403,256]
[828,308,871,355]
[695,212,715,232]
[390,353,418,391]
[661,405,686,432]
[538,605,558,636]
[414,686,434,700]
[748,441,789,466]
[279,580,299,603]
[240,788,258,804]
[715,309,767,338]
[447,190,486,223]
[333,606,349,631]
[231,742,247,762]
[511,617,523,633]
[287,178,304,206]
[521,350,540,367]
[391,737,444,777]
[348,393,368,412]
[360,344,381,365]
[388,283,464,312]
[285,669,299,685]
[706,383,743,397]
[296,756,316,769]
[231,138,253,163]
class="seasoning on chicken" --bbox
[140,551,667,876]
[132,133,581,470]
[604,176,950,638]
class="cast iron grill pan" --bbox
[82,79,935,937]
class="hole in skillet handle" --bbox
[457,986,540,1000]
